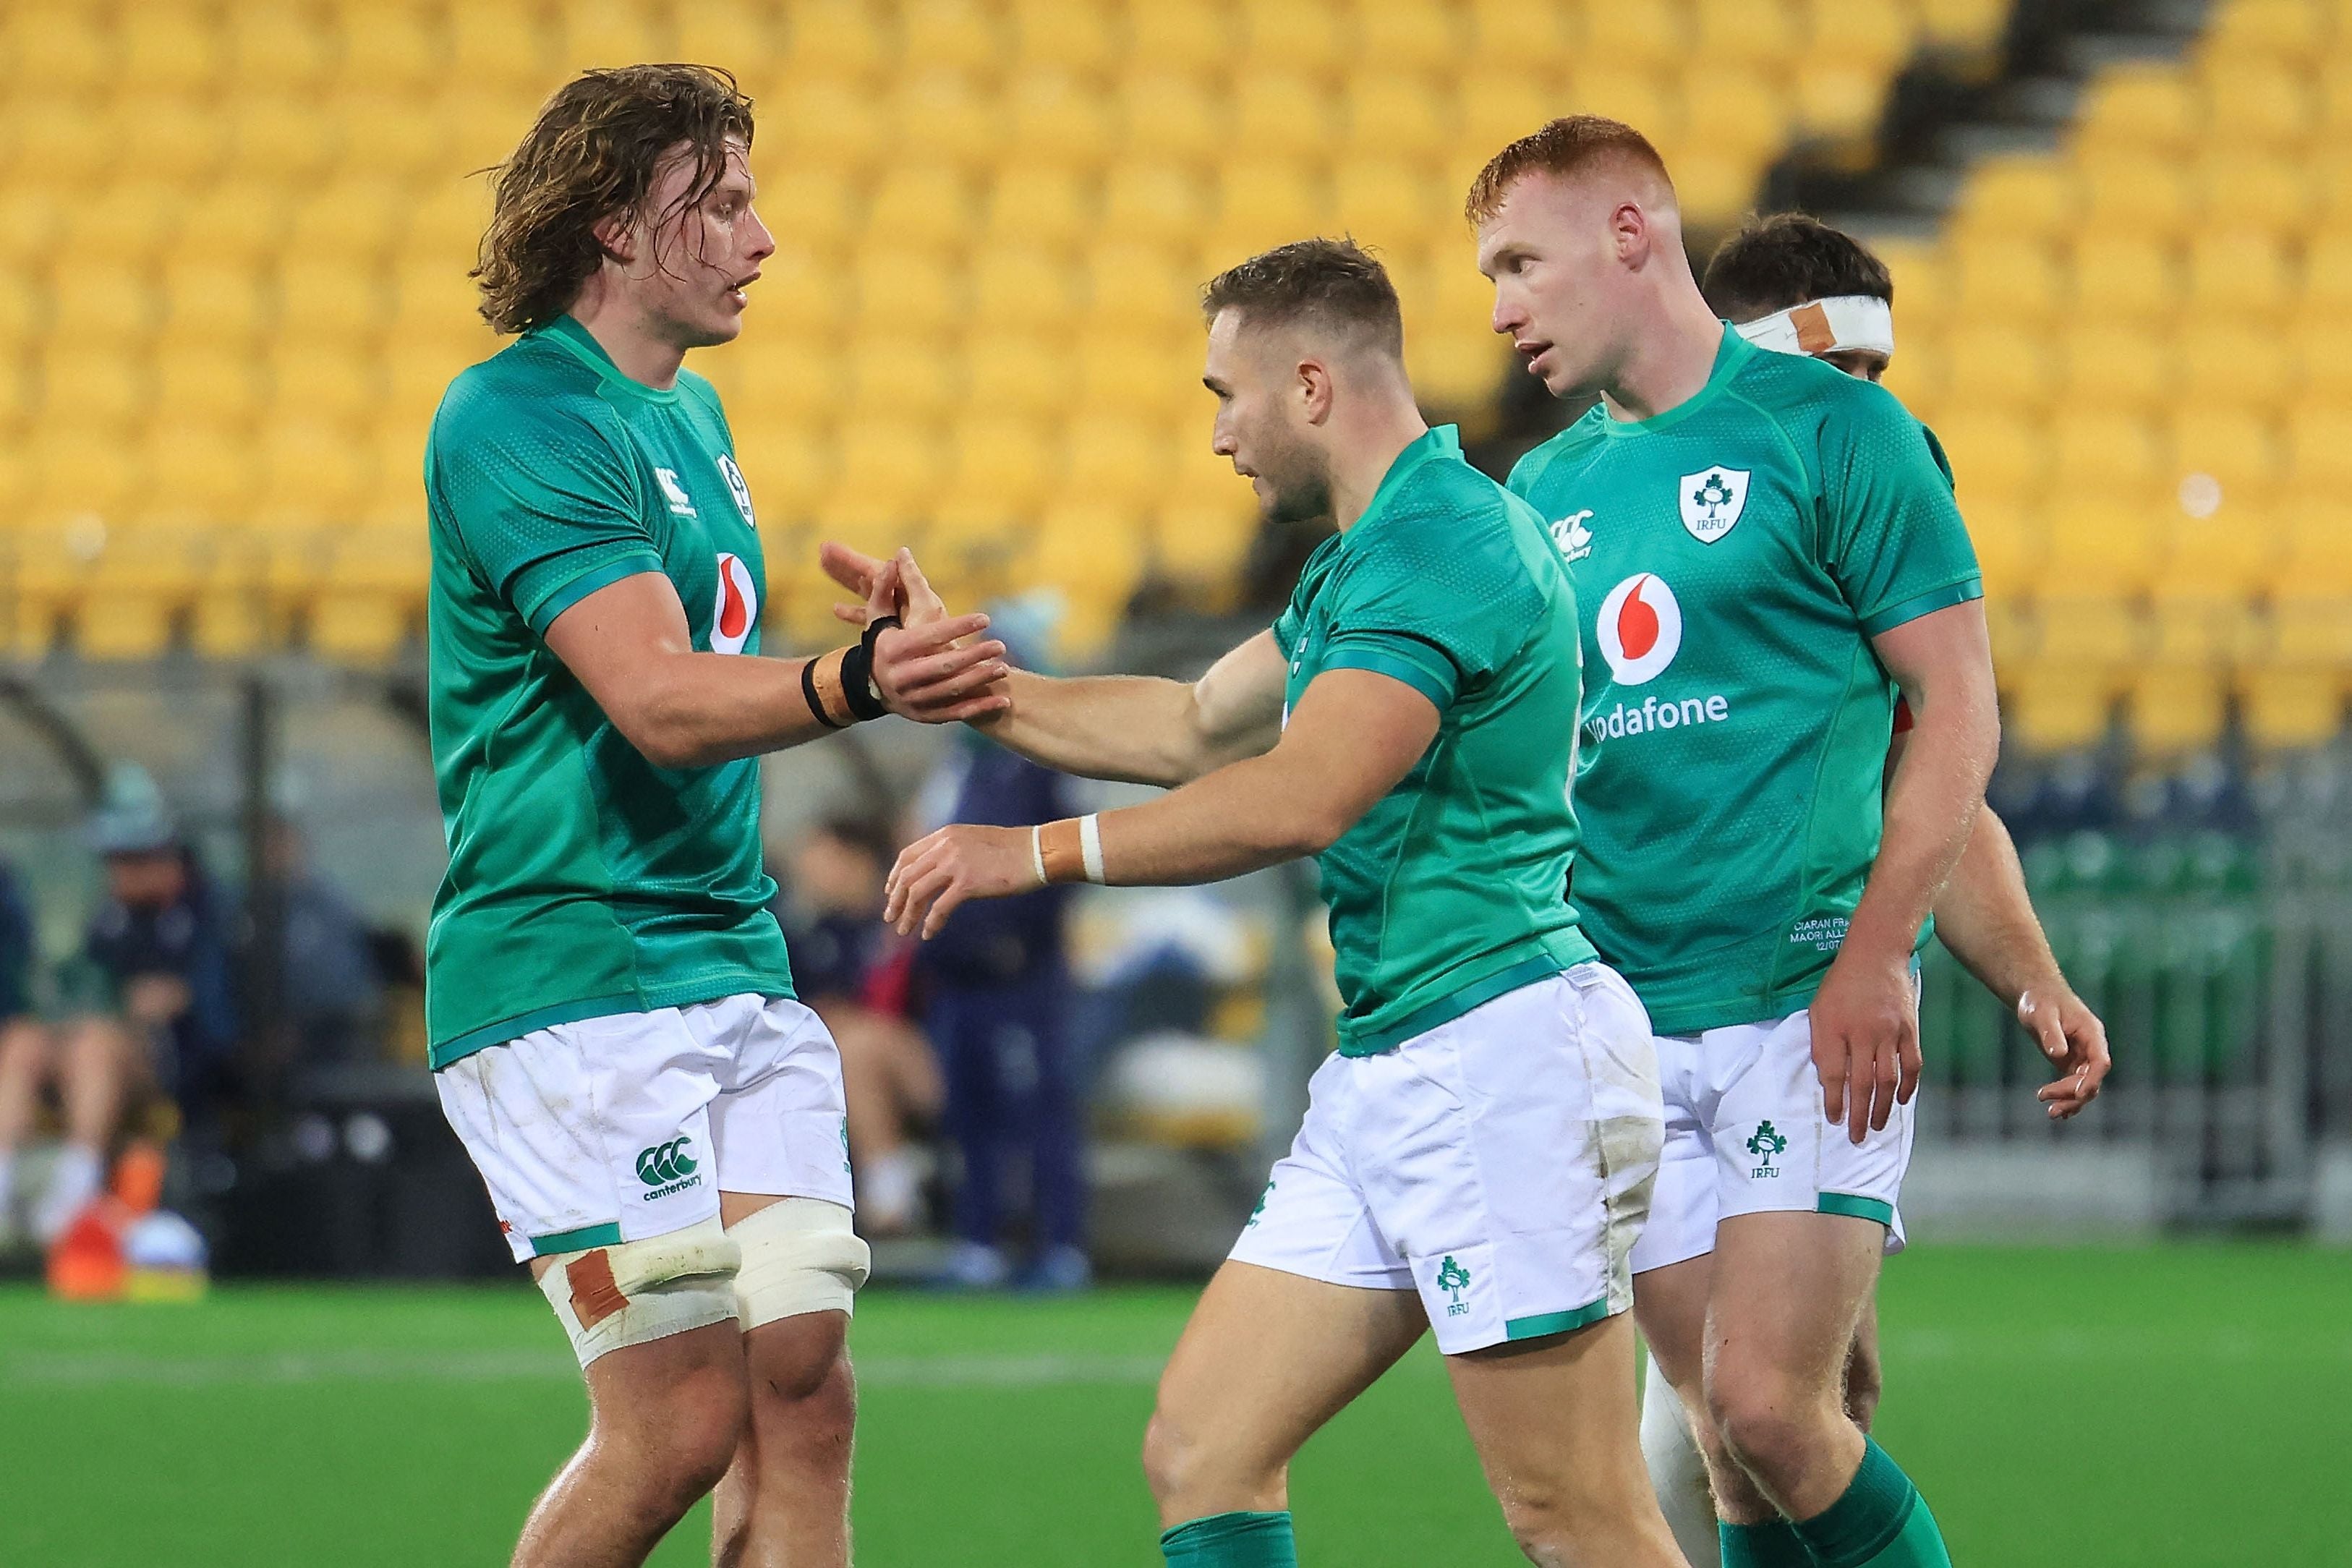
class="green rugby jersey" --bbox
[1507,328,1980,1036]
[422,315,793,1069]
[1274,426,1597,1057]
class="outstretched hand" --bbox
[884,824,1042,939]
[822,542,950,631]
[849,553,1010,723]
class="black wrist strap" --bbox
[800,655,845,729]
[839,615,900,723]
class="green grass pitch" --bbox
[1,1243,2343,1566]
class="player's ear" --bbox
[1298,358,1336,425]
[1614,200,1650,267]
[592,206,638,266]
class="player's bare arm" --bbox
[1809,600,2000,1143]
[819,544,1287,787]
[1888,737,2112,1120]
[544,563,1010,770]
[884,668,1438,938]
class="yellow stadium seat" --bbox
[982,166,1093,253]
[176,182,294,268]
[1101,163,1210,247]
[5,96,113,189]
[1940,326,2055,412]
[1562,64,1685,153]
[553,0,667,74]
[2303,231,2352,319]
[116,96,229,186]
[2075,64,2200,153]
[1793,61,1894,140]
[312,527,427,662]
[675,1,775,78]
[1684,65,1795,161]
[945,416,1057,514]
[2040,495,2166,593]
[1362,0,1465,67]
[255,419,372,526]
[151,349,264,430]
[24,424,142,521]
[267,347,385,429]
[1329,159,1441,250]
[2320,60,2352,150]
[2186,231,2296,321]
[334,3,444,93]
[1462,0,1572,67]
[1238,0,1349,77]
[1118,72,1223,166]
[140,425,257,522]
[1126,3,1237,77]
[1206,161,1329,259]
[865,166,976,252]
[2242,666,2343,751]
[2202,0,2330,64]
[2065,233,2178,325]
[446,7,550,95]
[1932,410,2044,503]
[968,250,1077,336]
[2202,60,2318,150]
[1028,503,1146,655]
[44,264,153,348]
[276,265,387,343]
[2170,405,2283,500]
[2076,151,2193,234]
[2284,404,2352,488]
[60,180,187,263]
[223,94,342,182]
[1410,331,1511,412]
[844,247,963,338]
[841,333,960,422]
[0,7,111,93]
[2051,324,2168,413]
[2174,323,2292,412]
[1949,238,2065,322]
[1952,156,2077,239]
[37,354,149,432]
[2052,409,2163,493]
[1083,242,1201,336]
[226,5,329,88]
[386,265,495,356]
[2128,665,2227,755]
[1801,0,1918,68]
[117,7,223,94]
[730,426,830,521]
[1457,68,1569,161]
[1580,0,1690,69]
[1060,415,1170,508]
[338,93,456,183]
[1917,0,2014,51]
[1002,74,1117,170]
[1008,0,1115,75]
[1959,498,2040,598]
[963,331,1068,420]
[2192,148,2314,236]
[0,263,34,347]
[1230,70,1338,150]
[898,70,1008,171]
[2007,660,2118,753]
[1341,76,1454,165]
[192,539,272,660]
[780,0,891,79]
[2146,574,2266,662]
[769,77,885,171]
[1691,0,1802,68]
[2293,319,2352,404]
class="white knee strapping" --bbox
[1641,1350,1722,1568]
[535,1216,743,1368]
[729,1198,870,1330]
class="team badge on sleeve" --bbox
[1679,466,1750,544]
[711,553,758,654]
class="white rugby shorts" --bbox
[1630,1006,1914,1276]
[436,992,854,1264]
[1230,963,1664,1355]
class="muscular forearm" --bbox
[978,668,1262,788]
[613,652,843,768]
[1847,696,1998,963]
[1930,807,2063,1008]
[1097,749,1347,885]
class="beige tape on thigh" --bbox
[535,1215,743,1367]
[729,1198,871,1330]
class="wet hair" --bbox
[1200,237,1405,361]
[1701,212,1893,323]
[474,64,755,335]
[1464,114,1674,225]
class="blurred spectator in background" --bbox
[266,816,384,1068]
[0,856,54,1242]
[915,599,1088,1290]
[777,816,940,1236]
[34,769,241,1237]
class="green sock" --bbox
[1791,1439,1953,1568]
[1721,1518,1818,1567]
[1159,1510,1298,1567]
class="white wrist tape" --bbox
[1078,812,1105,885]
[1733,294,1895,360]
[1029,825,1047,887]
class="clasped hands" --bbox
[822,542,1012,725]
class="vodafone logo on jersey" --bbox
[711,553,758,655]
[1594,573,1682,686]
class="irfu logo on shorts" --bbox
[636,1137,702,1201]
[1747,1120,1788,1179]
[1245,1179,1274,1228]
[1436,1255,1473,1317]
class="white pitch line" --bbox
[0,1348,1172,1390]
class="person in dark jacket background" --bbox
[916,720,1088,1290]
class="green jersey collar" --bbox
[534,314,681,404]
[1350,424,1462,532]
[1593,323,1752,440]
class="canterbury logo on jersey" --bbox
[654,466,697,516]
[712,553,758,655]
